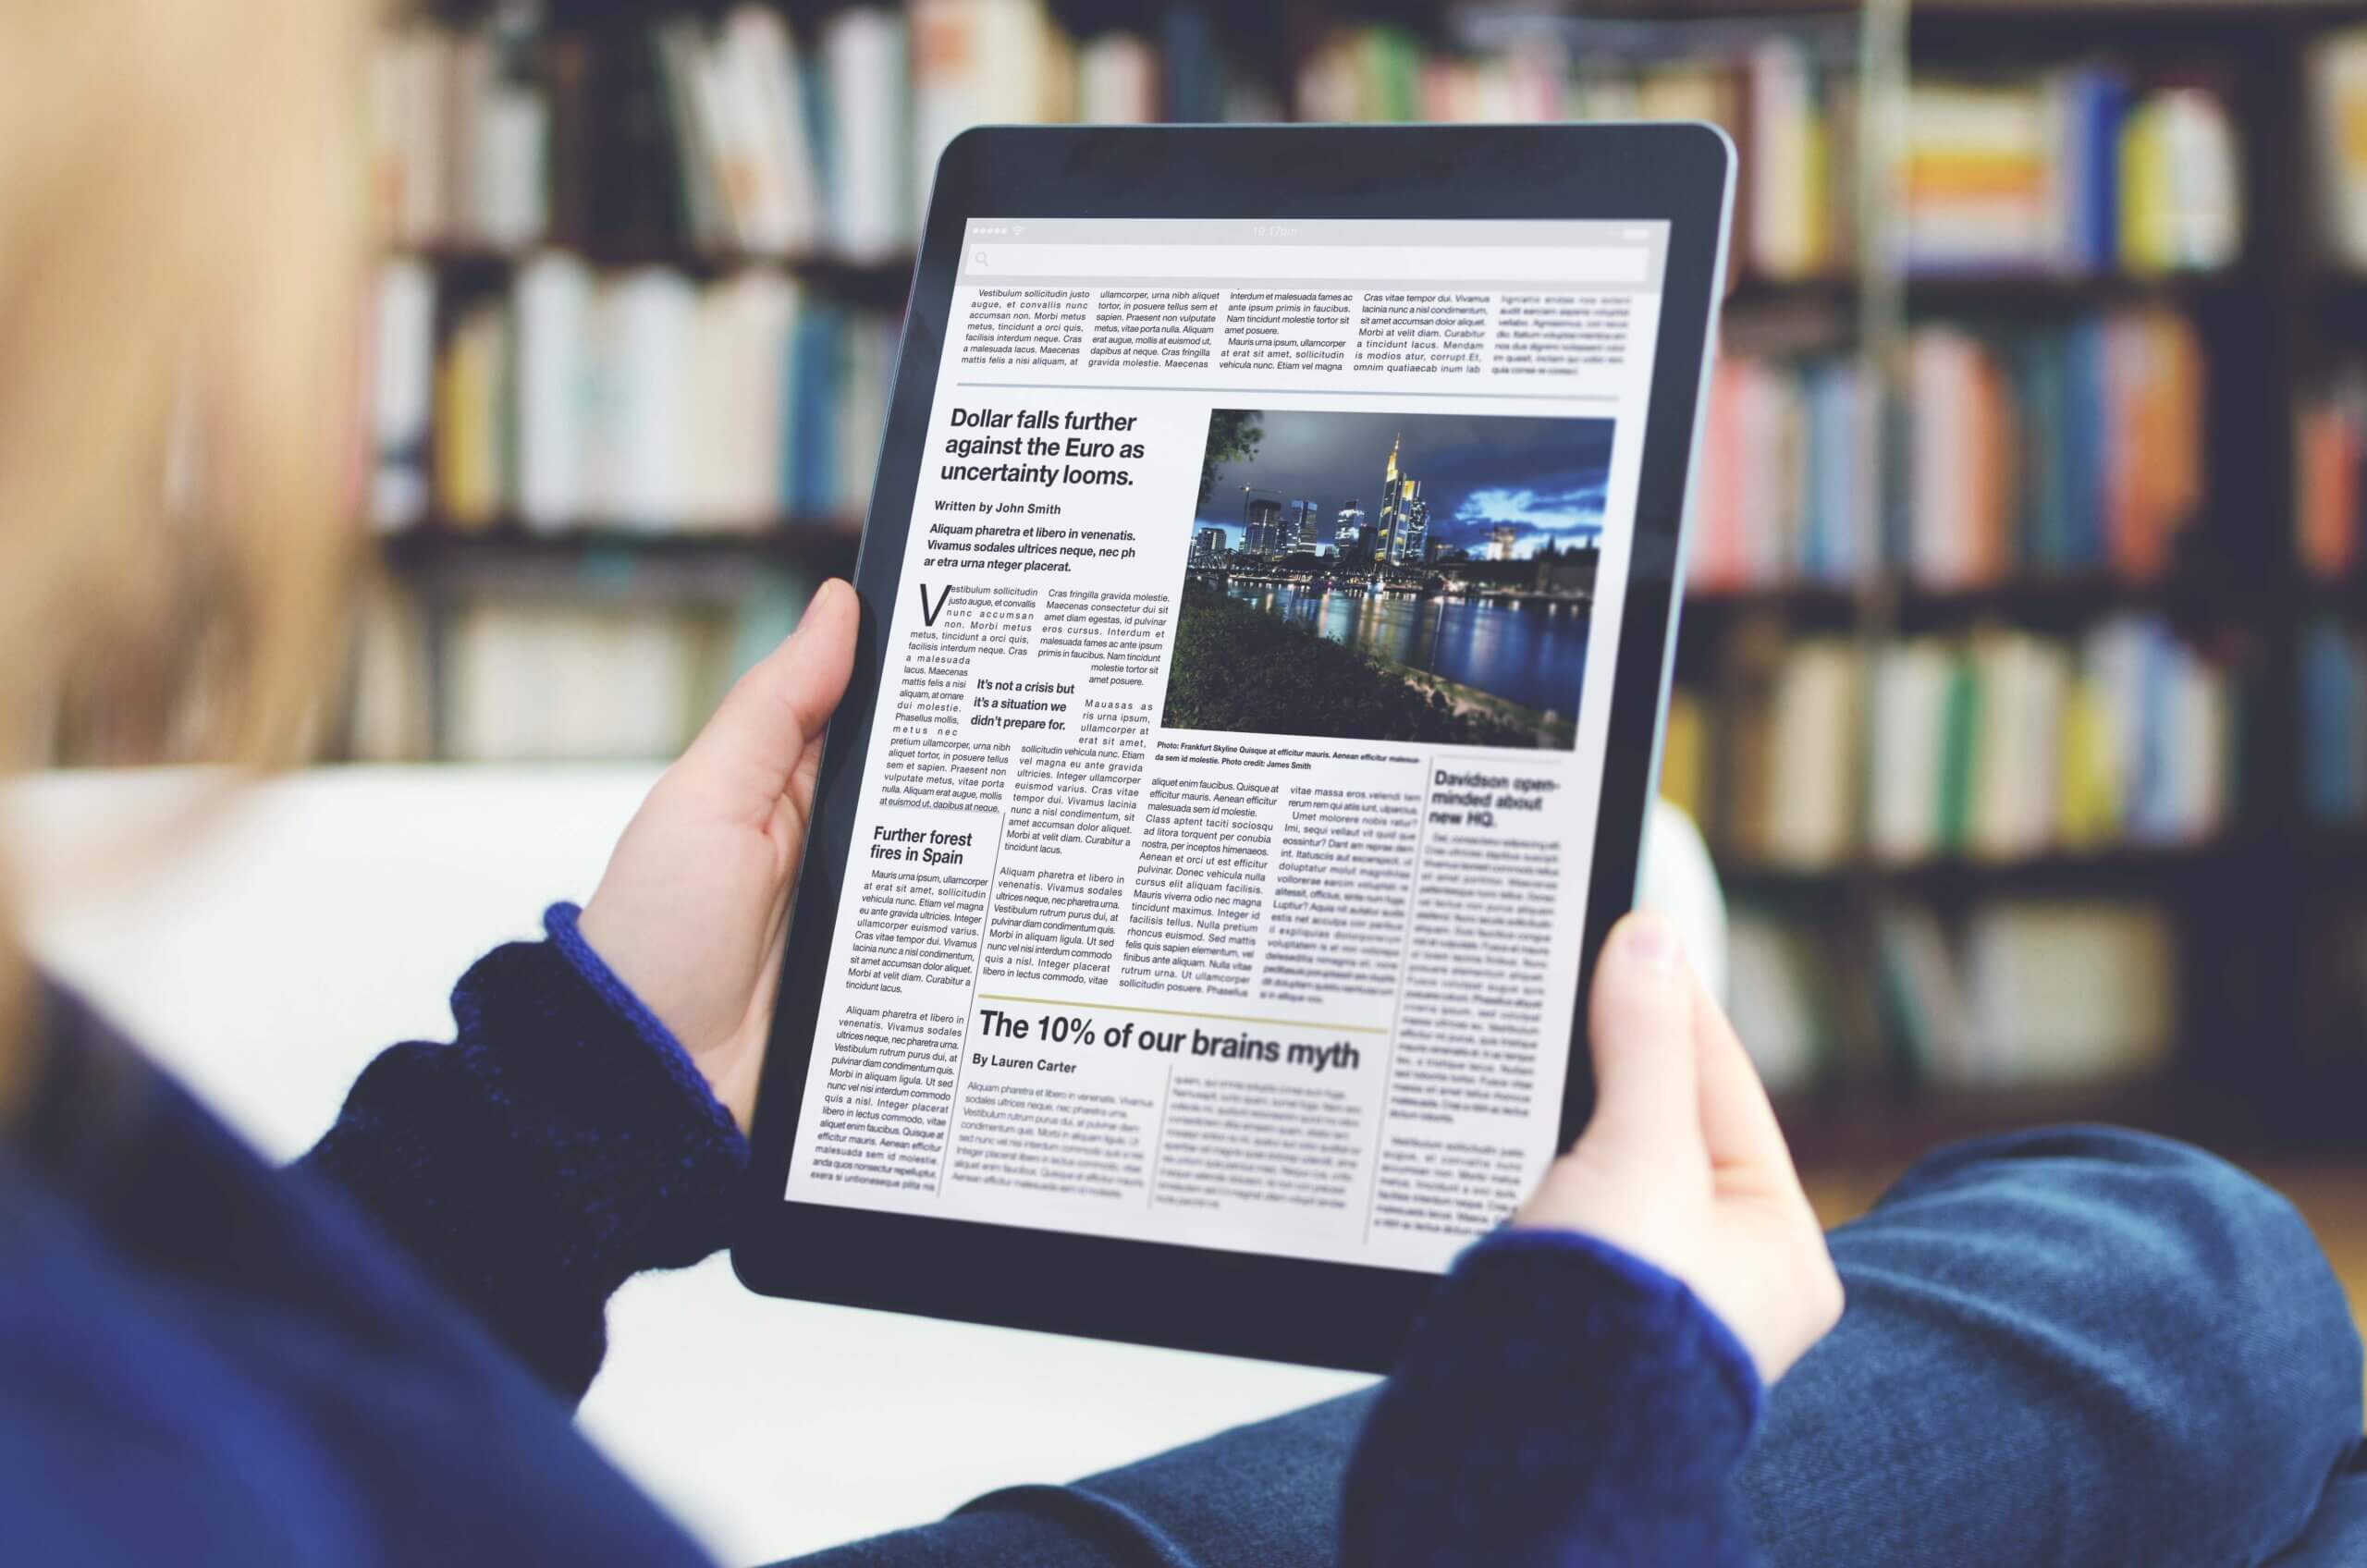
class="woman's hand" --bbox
[577,579,859,1131]
[1517,911,1844,1385]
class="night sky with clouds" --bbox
[1191,409,1615,559]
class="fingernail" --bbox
[1618,913,1683,974]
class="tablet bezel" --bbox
[736,123,1732,1373]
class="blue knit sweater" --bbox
[0,907,1762,1565]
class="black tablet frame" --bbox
[736,123,1733,1373]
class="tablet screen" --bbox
[787,217,1674,1274]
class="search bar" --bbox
[964,242,1650,286]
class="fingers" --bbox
[1688,968,1811,1207]
[1575,912,1703,1180]
[680,579,859,822]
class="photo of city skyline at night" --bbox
[1161,408,1614,750]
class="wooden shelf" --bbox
[1906,270,2243,312]
[394,242,915,304]
[2296,570,2367,612]
[1682,582,1861,618]
[1719,840,2248,898]
[1913,0,2367,15]
[1725,273,1858,311]
[1725,271,2241,310]
[2287,824,2367,869]
[1681,571,2232,629]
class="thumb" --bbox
[1574,912,1703,1180]
[679,579,859,820]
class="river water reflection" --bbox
[1224,582,1590,718]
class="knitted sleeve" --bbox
[1342,1229,1766,1568]
[293,903,747,1402]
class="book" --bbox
[1686,613,2236,870]
[513,251,595,531]
[1962,901,2176,1084]
[1294,26,1855,283]
[2302,616,2367,824]
[821,9,913,263]
[1691,307,2198,594]
[1905,70,2239,276]
[1904,79,2064,274]
[1760,639,1859,868]
[1905,310,2201,587]
[432,300,509,528]
[1870,899,2174,1086]
[367,259,436,531]
[719,6,825,256]
[2120,88,2243,276]
[343,579,436,762]
[1661,689,1708,827]
[1724,912,1832,1094]
[910,0,1062,215]
[1873,902,1970,1083]
[1966,633,2071,863]
[1078,31,1161,124]
[2297,369,2367,581]
[1867,643,1954,864]
[390,259,897,533]
[1687,352,1871,594]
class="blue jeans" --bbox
[784,1129,2365,1567]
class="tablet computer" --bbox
[738,123,1733,1372]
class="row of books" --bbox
[369,255,897,533]
[1871,900,2177,1088]
[1688,309,2205,593]
[2297,368,2367,582]
[372,8,2248,287]
[1902,310,2203,589]
[1297,30,1856,284]
[1689,353,1872,592]
[1662,616,2238,871]
[1730,900,2176,1093]
[1906,70,2242,276]
[343,576,816,764]
[368,4,1243,263]
[372,7,1862,286]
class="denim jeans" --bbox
[783,1129,2365,1568]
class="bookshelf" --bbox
[280,0,2367,1158]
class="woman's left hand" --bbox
[577,579,859,1130]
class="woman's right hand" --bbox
[1516,911,1844,1386]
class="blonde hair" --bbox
[0,0,370,1109]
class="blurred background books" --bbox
[44,0,2367,1168]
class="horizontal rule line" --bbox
[954,381,1616,402]
[974,993,1393,1036]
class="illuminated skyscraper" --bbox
[1244,496,1282,556]
[1375,435,1427,566]
[1490,523,1519,561]
[1190,525,1226,567]
[1283,498,1321,554]
[1335,503,1364,551]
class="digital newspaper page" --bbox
[785,217,1674,1274]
